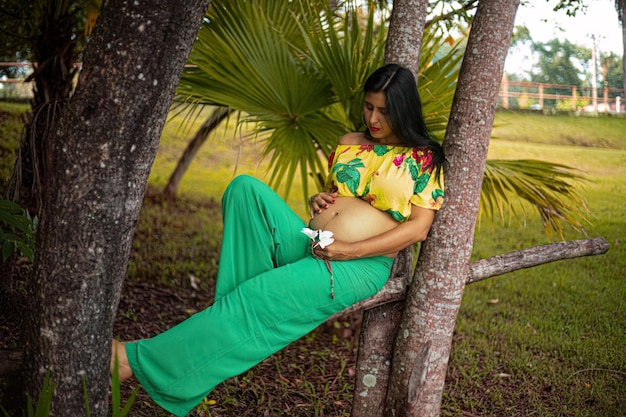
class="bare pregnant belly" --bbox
[308,196,400,248]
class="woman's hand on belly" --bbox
[308,191,338,219]
[308,196,402,259]
[308,197,436,260]
[309,196,400,242]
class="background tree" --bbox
[616,0,625,91]
[602,51,624,91]
[2,0,95,214]
[530,38,591,86]
[161,106,232,200]
[528,38,592,108]
[20,0,211,415]
[0,1,34,79]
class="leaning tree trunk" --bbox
[383,0,428,78]
[22,0,211,415]
[384,1,520,416]
[351,0,429,415]
[351,247,412,416]
[162,106,231,199]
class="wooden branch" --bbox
[467,237,609,283]
[330,237,609,320]
[0,238,610,376]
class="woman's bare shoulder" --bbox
[338,132,368,145]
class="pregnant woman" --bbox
[111,63,446,417]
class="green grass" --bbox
[492,110,626,150]
[443,116,626,416]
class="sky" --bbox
[504,0,623,76]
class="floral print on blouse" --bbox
[324,144,445,222]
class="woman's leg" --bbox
[113,176,306,382]
[214,175,310,301]
[125,255,392,417]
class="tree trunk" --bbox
[22,0,211,415]
[621,1,626,98]
[384,0,429,77]
[162,106,231,199]
[351,248,412,416]
[384,1,520,416]
[351,1,429,414]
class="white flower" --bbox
[301,227,335,249]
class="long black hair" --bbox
[363,63,446,174]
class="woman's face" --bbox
[363,91,400,145]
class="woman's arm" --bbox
[312,204,436,260]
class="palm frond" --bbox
[176,0,346,204]
[481,159,592,240]
[296,2,387,131]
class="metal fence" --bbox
[499,73,625,113]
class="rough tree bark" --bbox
[351,247,412,417]
[162,106,231,199]
[383,0,429,76]
[22,0,211,415]
[351,0,429,415]
[384,1,520,416]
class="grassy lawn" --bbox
[443,137,626,416]
[439,113,626,416]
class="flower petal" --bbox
[301,227,318,240]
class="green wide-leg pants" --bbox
[125,175,393,416]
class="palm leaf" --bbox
[296,2,387,131]
[481,159,591,240]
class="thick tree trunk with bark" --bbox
[384,1,520,416]
[384,0,429,77]
[351,1,429,415]
[21,0,211,415]
[351,248,412,416]
[162,106,231,199]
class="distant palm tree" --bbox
[175,0,590,239]
[5,0,96,214]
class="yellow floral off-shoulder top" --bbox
[324,144,445,222]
